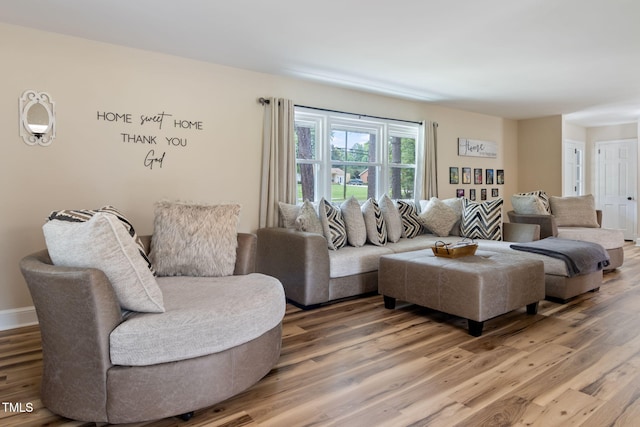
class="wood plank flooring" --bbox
[2,243,640,426]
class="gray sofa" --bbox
[20,233,286,424]
[257,222,604,308]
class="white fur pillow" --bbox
[511,194,549,215]
[418,197,458,237]
[295,200,323,234]
[340,196,366,247]
[150,201,240,277]
[43,212,165,313]
[378,194,403,242]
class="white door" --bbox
[596,139,637,240]
[563,140,585,196]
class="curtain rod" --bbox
[258,97,423,126]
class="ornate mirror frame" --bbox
[20,90,56,146]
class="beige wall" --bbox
[517,115,563,196]
[0,23,519,318]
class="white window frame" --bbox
[294,106,424,203]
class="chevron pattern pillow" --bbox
[361,198,387,246]
[396,200,422,238]
[318,198,347,250]
[460,198,503,240]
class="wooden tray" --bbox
[431,241,478,258]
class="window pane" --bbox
[331,164,377,203]
[297,163,317,202]
[388,167,415,199]
[331,130,374,162]
[388,136,416,165]
[295,122,316,160]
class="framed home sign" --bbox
[458,138,498,158]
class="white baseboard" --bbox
[0,306,38,331]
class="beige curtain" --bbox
[423,121,439,199]
[259,98,296,228]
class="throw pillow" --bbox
[318,198,347,250]
[396,200,422,238]
[48,205,153,274]
[361,198,387,246]
[278,202,301,229]
[418,197,458,237]
[43,212,165,313]
[150,201,240,277]
[378,194,403,242]
[516,190,551,214]
[442,197,463,236]
[340,196,367,247]
[511,194,549,215]
[460,198,504,240]
[549,194,599,227]
[295,200,323,234]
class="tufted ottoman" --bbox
[378,249,545,336]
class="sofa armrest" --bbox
[234,233,257,275]
[507,210,557,239]
[257,228,330,307]
[20,250,121,420]
[503,222,540,242]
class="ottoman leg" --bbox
[526,301,539,315]
[468,320,484,337]
[383,295,396,309]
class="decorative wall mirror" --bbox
[20,90,56,146]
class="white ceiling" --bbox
[2,0,639,127]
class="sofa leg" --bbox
[468,320,484,337]
[526,301,539,315]
[178,411,194,421]
[383,295,396,309]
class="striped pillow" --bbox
[318,198,347,250]
[460,198,503,241]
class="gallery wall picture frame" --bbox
[492,188,499,197]
[486,168,494,185]
[474,168,482,184]
[456,189,465,198]
[481,188,487,200]
[469,189,476,201]
[462,167,471,184]
[497,169,504,184]
[449,167,459,184]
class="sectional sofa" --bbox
[257,196,607,308]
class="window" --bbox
[294,107,423,204]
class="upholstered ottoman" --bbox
[379,249,545,336]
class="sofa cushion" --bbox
[362,198,387,246]
[511,194,549,215]
[517,190,551,214]
[48,205,153,274]
[378,194,403,242]
[318,198,347,250]
[278,202,300,228]
[43,212,165,313]
[418,197,458,237]
[396,200,423,238]
[460,198,503,241]
[549,195,599,227]
[340,196,367,247]
[557,227,624,250]
[150,201,240,277]
[328,244,393,278]
[295,200,323,234]
[110,273,285,366]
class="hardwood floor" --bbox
[3,243,640,426]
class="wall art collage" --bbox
[449,166,504,201]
